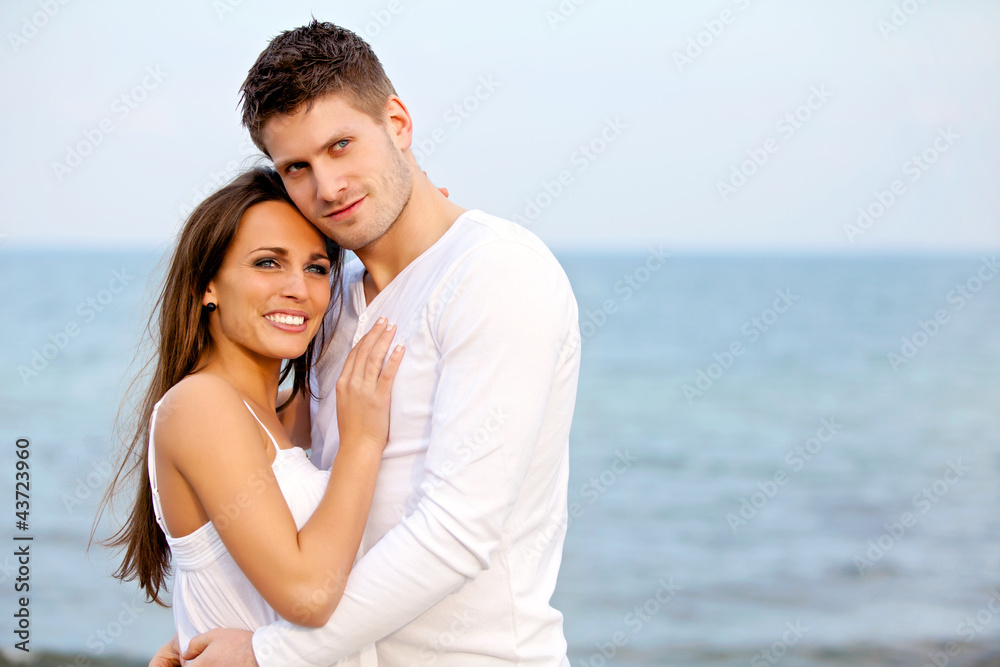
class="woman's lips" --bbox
[264,311,308,333]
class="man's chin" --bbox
[326,228,379,253]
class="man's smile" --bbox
[323,195,366,221]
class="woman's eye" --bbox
[256,258,279,269]
[307,264,330,275]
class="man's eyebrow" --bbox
[272,157,298,173]
[272,130,353,172]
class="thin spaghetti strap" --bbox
[242,400,281,450]
[148,400,161,492]
[147,400,170,537]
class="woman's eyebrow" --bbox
[249,246,289,256]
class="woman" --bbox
[97,166,396,663]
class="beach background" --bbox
[1,2,999,666]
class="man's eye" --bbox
[334,139,349,150]
[286,163,306,174]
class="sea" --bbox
[0,250,998,666]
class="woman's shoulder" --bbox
[153,374,262,458]
[158,373,243,418]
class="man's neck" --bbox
[356,172,466,303]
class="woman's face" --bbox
[204,200,331,363]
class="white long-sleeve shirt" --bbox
[252,209,581,666]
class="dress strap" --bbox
[148,399,170,537]
[147,398,281,542]
[242,400,281,450]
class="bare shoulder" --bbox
[153,374,264,462]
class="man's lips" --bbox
[324,196,365,221]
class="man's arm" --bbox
[252,241,580,665]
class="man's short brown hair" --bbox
[240,20,397,155]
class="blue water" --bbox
[1,250,999,665]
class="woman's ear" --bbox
[202,282,217,308]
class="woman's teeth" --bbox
[266,314,305,326]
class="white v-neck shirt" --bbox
[253,209,581,666]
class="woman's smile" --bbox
[264,309,309,333]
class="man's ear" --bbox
[384,95,413,151]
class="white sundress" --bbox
[148,398,377,665]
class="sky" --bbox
[1,0,998,252]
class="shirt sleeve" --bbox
[252,240,580,665]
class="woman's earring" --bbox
[204,303,217,313]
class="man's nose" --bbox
[312,161,348,203]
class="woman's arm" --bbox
[154,320,402,627]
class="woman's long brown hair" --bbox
[92,167,343,605]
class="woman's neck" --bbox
[194,344,282,411]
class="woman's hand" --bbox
[336,317,403,453]
[149,634,181,667]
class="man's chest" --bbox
[314,298,443,468]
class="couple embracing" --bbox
[100,20,581,667]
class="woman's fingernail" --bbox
[376,316,387,325]
[386,323,396,331]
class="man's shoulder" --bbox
[447,210,564,275]
[454,209,553,253]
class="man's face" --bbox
[262,93,413,252]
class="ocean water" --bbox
[1,250,998,665]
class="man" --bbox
[162,20,580,666]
